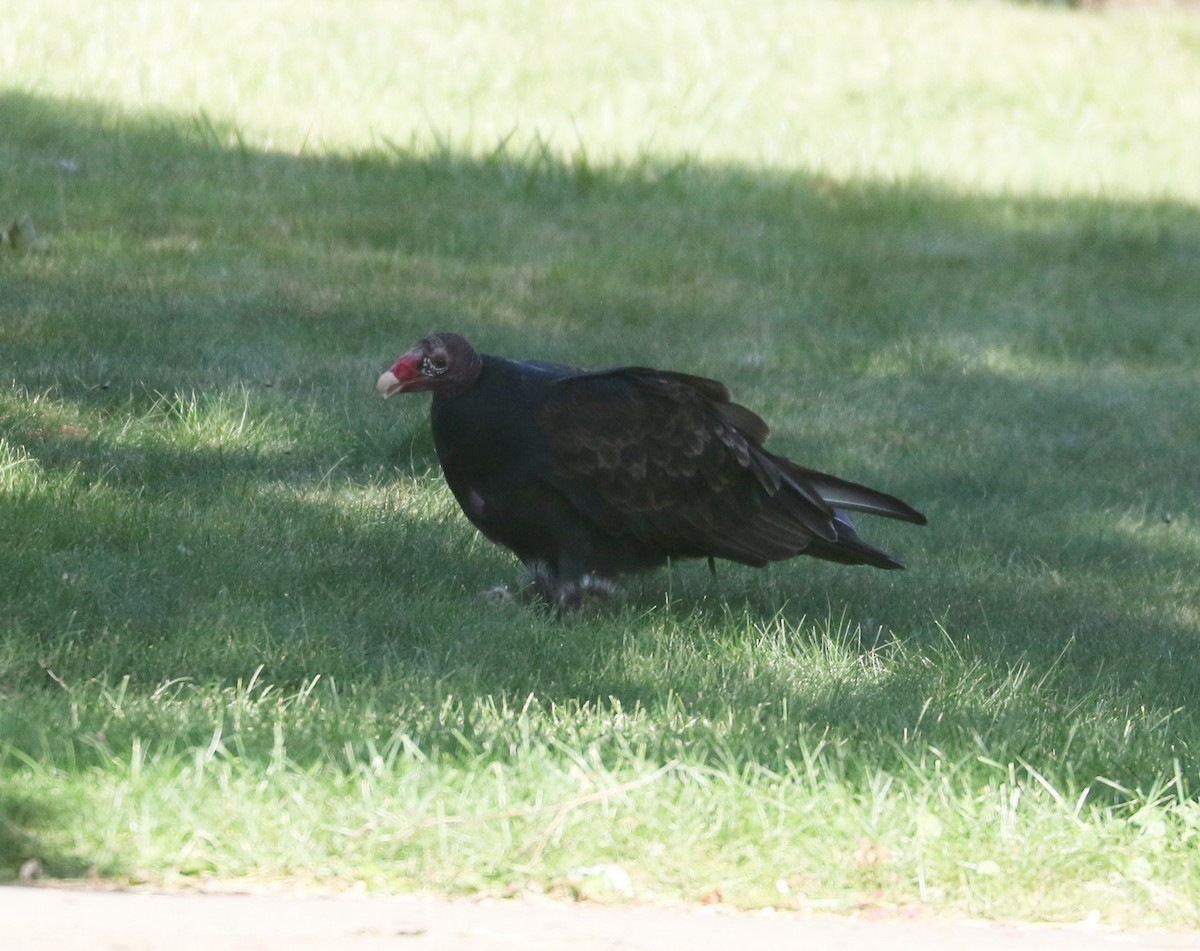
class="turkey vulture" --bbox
[378,333,926,609]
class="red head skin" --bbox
[375,350,425,398]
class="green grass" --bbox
[3,0,1200,928]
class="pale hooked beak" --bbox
[376,370,402,398]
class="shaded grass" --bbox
[2,0,1200,928]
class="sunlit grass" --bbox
[2,1,1198,198]
[6,649,1200,919]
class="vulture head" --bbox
[376,333,483,399]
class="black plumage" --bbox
[377,333,926,608]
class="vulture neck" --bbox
[438,347,484,398]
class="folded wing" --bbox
[539,368,923,569]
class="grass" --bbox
[3,0,1200,928]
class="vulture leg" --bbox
[526,559,618,613]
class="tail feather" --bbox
[783,462,927,525]
[809,511,907,569]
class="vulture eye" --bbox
[424,352,450,375]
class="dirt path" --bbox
[3,885,1198,950]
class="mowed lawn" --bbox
[3,0,1200,927]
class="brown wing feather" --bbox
[540,368,839,565]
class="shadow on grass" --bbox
[3,90,1200,787]
[0,786,107,881]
